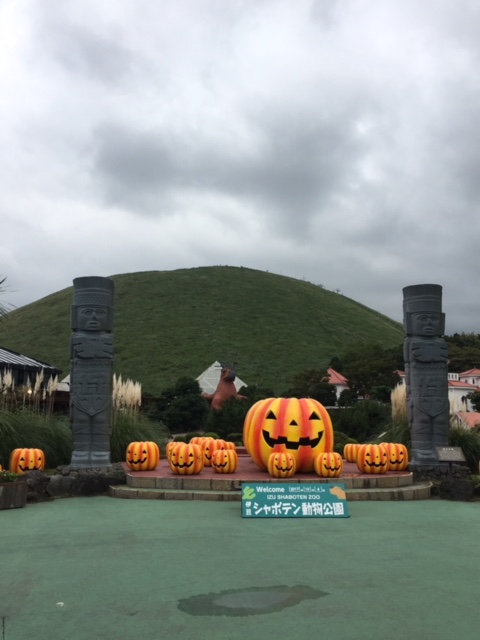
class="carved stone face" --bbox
[76,305,109,331]
[410,312,441,336]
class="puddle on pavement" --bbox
[178,585,328,617]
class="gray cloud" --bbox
[1,0,479,335]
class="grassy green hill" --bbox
[0,266,403,394]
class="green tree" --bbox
[150,377,210,433]
[0,276,11,323]
[467,391,480,412]
[445,333,480,372]
[284,369,337,405]
[339,342,402,398]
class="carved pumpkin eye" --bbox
[309,412,320,420]
[266,410,276,419]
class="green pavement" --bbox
[1,497,479,640]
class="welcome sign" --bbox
[241,482,350,518]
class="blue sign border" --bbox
[241,482,350,518]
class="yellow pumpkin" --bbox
[201,438,226,467]
[384,442,409,471]
[314,451,343,478]
[169,443,204,475]
[126,441,160,471]
[211,449,238,474]
[243,397,334,473]
[267,451,297,478]
[343,443,360,462]
[356,444,388,474]
[9,448,46,474]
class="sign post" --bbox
[435,447,467,478]
[241,482,350,518]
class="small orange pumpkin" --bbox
[343,443,360,462]
[267,452,297,478]
[126,441,160,471]
[314,451,343,477]
[169,443,204,475]
[384,442,409,471]
[211,449,238,474]
[201,438,226,467]
[356,444,388,474]
[9,448,46,474]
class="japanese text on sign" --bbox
[241,483,350,518]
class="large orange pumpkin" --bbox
[169,443,204,475]
[9,448,46,474]
[243,397,334,472]
[126,441,160,471]
[384,443,409,471]
[356,444,388,474]
[267,452,296,478]
[211,449,238,474]
[314,451,343,478]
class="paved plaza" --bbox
[1,496,479,640]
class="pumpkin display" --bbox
[223,441,237,451]
[201,438,226,467]
[189,436,206,445]
[9,448,46,474]
[267,452,296,478]
[243,397,334,472]
[211,449,238,474]
[126,441,160,471]
[356,444,389,474]
[314,451,343,478]
[169,443,204,475]
[384,442,409,471]
[343,443,360,463]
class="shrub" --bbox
[0,409,72,468]
[448,426,480,474]
[110,412,168,463]
[226,433,244,444]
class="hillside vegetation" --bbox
[0,266,403,394]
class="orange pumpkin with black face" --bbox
[9,448,45,474]
[243,397,334,472]
[267,452,296,478]
[166,441,180,461]
[211,449,238,474]
[314,451,343,477]
[356,444,388,474]
[126,441,160,471]
[384,442,409,471]
[169,443,204,475]
[201,438,226,467]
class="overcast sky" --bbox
[1,0,479,334]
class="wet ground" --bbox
[1,496,479,639]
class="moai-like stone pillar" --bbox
[70,276,114,469]
[403,284,450,466]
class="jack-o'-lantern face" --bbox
[384,443,409,471]
[201,438,226,467]
[126,441,160,471]
[267,452,296,478]
[9,448,45,474]
[314,452,343,478]
[211,449,238,474]
[243,398,334,473]
[169,443,204,475]
[356,444,388,474]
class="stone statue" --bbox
[202,363,247,411]
[403,284,449,466]
[70,277,114,468]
